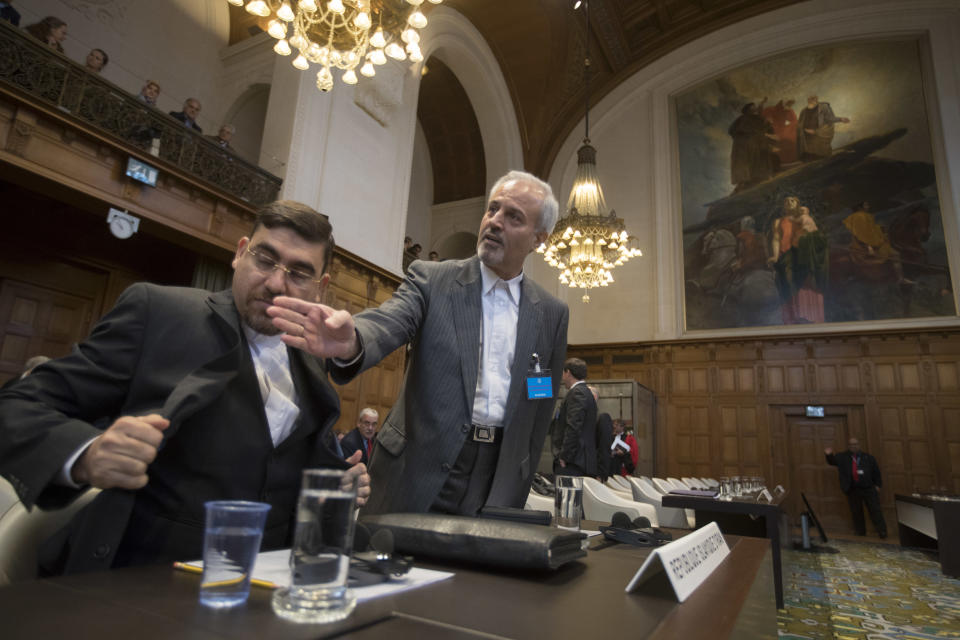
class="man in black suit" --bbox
[553,358,597,477]
[341,407,378,466]
[825,438,887,538]
[0,201,369,574]
[169,97,202,132]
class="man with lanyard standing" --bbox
[269,170,569,517]
[825,438,887,538]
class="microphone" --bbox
[610,511,633,529]
[370,528,394,556]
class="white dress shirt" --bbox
[471,262,522,427]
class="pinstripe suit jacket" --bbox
[330,256,568,515]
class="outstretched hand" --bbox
[267,296,360,360]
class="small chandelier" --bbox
[536,0,640,303]
[229,0,442,92]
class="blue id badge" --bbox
[526,371,553,399]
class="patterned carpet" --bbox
[777,539,960,638]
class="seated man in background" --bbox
[341,407,378,466]
[0,201,368,575]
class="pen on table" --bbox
[172,561,279,589]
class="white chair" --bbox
[626,477,691,529]
[582,478,658,526]
[681,477,702,489]
[0,477,100,585]
[524,490,554,512]
[666,477,688,491]
[650,477,673,494]
[640,477,695,528]
[608,475,632,492]
[703,477,719,488]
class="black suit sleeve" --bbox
[0,284,151,508]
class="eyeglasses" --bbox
[244,247,322,288]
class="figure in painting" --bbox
[842,201,912,284]
[769,196,828,323]
[797,96,850,161]
[762,99,799,165]
[729,102,780,192]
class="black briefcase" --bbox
[359,512,586,570]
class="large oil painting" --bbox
[676,39,955,331]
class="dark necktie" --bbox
[852,455,859,481]
[365,438,372,458]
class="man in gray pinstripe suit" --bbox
[270,170,569,516]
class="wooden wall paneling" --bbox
[569,328,960,537]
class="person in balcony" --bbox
[137,80,161,107]
[169,98,202,133]
[84,48,108,73]
[25,16,67,53]
[207,124,235,151]
[0,1,21,26]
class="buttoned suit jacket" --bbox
[341,428,374,466]
[330,257,569,515]
[0,284,343,574]
[825,450,882,493]
[555,382,598,475]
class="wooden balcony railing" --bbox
[0,20,281,205]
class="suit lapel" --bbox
[161,290,245,441]
[453,258,482,409]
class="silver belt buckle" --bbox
[473,425,495,443]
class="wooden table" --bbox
[895,493,960,578]
[661,492,788,609]
[0,533,775,639]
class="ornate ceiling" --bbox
[230,0,804,204]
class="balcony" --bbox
[0,20,281,206]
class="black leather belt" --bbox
[471,424,503,444]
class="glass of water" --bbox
[554,475,583,530]
[200,501,271,608]
[271,469,358,623]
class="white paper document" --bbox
[183,548,453,603]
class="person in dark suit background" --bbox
[0,201,369,574]
[269,170,568,517]
[553,359,598,477]
[169,97,202,132]
[589,386,614,481]
[825,437,887,538]
[341,407,378,466]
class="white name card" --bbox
[625,522,729,602]
[757,489,773,503]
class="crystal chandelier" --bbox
[228,0,442,92]
[536,0,641,303]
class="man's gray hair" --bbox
[358,407,379,421]
[488,170,559,235]
[220,124,236,134]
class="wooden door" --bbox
[0,280,94,382]
[785,416,850,532]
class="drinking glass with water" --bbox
[554,475,583,530]
[199,501,271,608]
[272,468,359,623]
